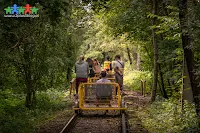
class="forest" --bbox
[0,0,200,133]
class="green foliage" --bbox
[82,0,153,72]
[137,99,200,133]
[36,89,68,110]
[85,51,104,60]
[0,0,83,107]
[124,63,152,92]
[81,0,187,100]
[0,0,200,131]
[0,89,70,133]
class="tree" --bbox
[0,0,81,108]
[150,0,158,102]
[179,0,200,118]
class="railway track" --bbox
[60,111,128,133]
[60,113,78,133]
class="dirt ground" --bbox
[123,90,150,133]
[35,109,73,133]
[36,89,150,133]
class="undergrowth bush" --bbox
[36,89,68,111]
[137,97,200,133]
[124,69,152,93]
[0,89,71,133]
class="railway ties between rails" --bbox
[63,78,128,133]
[60,111,129,133]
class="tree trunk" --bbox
[136,52,141,70]
[182,57,194,102]
[158,63,168,99]
[32,89,36,107]
[162,0,168,16]
[126,46,132,65]
[25,90,32,108]
[151,0,158,102]
[67,67,71,82]
[23,43,35,108]
[25,75,35,108]
[132,47,137,69]
[179,0,200,118]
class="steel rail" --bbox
[60,112,128,133]
[122,112,128,133]
[60,114,77,133]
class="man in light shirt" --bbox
[112,55,125,73]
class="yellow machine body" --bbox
[73,82,126,111]
[88,77,115,83]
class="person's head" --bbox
[100,71,107,78]
[78,55,84,62]
[115,55,121,60]
[114,66,120,72]
[106,56,110,61]
[86,58,93,65]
